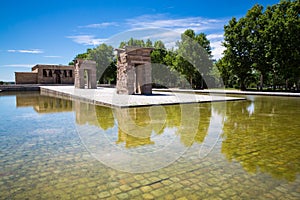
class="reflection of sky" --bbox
[199,108,224,159]
[151,127,177,148]
[247,102,255,116]
[102,125,118,143]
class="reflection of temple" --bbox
[74,101,98,126]
[114,108,155,148]
[17,92,211,149]
[72,102,212,148]
[116,128,154,148]
[16,93,73,113]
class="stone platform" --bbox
[40,86,245,108]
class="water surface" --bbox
[0,91,299,199]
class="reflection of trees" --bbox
[222,97,300,181]
[112,104,211,148]
[74,102,211,147]
[195,104,212,143]
[116,127,154,148]
[174,104,211,147]
[95,106,114,130]
[16,91,212,149]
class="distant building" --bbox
[15,64,74,84]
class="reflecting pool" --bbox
[0,91,299,199]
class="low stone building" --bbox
[15,64,74,84]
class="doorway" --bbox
[54,70,61,84]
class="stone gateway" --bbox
[74,59,97,89]
[116,46,154,95]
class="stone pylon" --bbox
[115,46,154,95]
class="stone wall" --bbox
[34,65,74,84]
[15,72,38,84]
[15,65,74,84]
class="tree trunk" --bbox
[260,74,263,91]
[285,79,289,91]
[240,81,246,91]
[273,75,276,91]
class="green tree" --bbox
[265,0,300,90]
[246,4,271,90]
[68,49,92,65]
[223,17,253,91]
[175,29,213,88]
[119,41,126,48]
[87,43,114,83]
[221,0,300,91]
[216,59,231,88]
[145,39,153,47]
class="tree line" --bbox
[218,0,300,91]
[70,30,216,89]
[70,0,299,91]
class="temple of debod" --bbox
[74,46,153,95]
[13,46,245,107]
[15,46,242,107]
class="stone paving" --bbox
[1,136,299,199]
[1,92,299,199]
[40,86,245,108]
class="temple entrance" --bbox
[134,64,152,94]
[54,70,61,84]
[135,64,146,94]
[116,47,153,95]
[84,70,88,88]
[84,69,94,89]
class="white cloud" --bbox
[207,33,225,60]
[78,22,118,28]
[210,41,225,60]
[7,49,43,54]
[124,15,227,59]
[66,35,107,46]
[207,34,224,40]
[68,15,228,59]
[126,15,227,32]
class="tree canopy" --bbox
[219,0,300,91]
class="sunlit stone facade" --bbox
[116,47,153,95]
[15,64,74,84]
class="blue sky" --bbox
[1,0,279,82]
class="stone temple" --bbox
[115,47,154,95]
[15,64,74,84]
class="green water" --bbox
[0,91,299,199]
